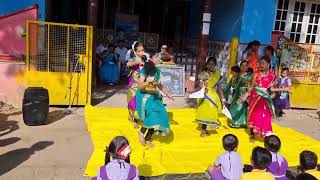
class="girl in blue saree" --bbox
[136,50,174,147]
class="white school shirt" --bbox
[115,47,128,62]
[215,151,243,180]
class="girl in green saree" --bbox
[224,61,252,128]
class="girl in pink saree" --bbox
[241,56,280,140]
[127,42,146,128]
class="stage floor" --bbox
[84,106,320,177]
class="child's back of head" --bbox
[251,146,272,170]
[105,136,131,165]
[300,150,318,172]
[264,135,281,153]
[222,134,239,152]
[296,173,318,180]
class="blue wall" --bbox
[187,0,202,39]
[210,0,244,41]
[188,0,245,41]
[239,0,276,44]
[0,0,45,21]
[187,0,276,44]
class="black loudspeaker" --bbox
[23,87,49,126]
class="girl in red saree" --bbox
[241,56,282,140]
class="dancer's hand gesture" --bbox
[139,61,145,66]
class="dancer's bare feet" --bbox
[138,131,146,146]
[200,130,209,137]
[133,122,138,129]
[146,141,154,148]
[128,117,133,122]
[249,135,255,143]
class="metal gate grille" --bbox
[26,21,93,105]
[27,21,89,72]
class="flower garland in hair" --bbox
[131,41,139,56]
[117,144,131,160]
[205,56,213,63]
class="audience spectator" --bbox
[299,150,320,179]
[115,40,129,77]
[92,136,139,180]
[156,45,174,63]
[240,147,273,180]
[208,134,243,180]
[264,135,288,180]
[264,46,278,73]
[295,173,317,180]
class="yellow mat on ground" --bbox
[84,105,320,177]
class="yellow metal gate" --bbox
[26,21,93,105]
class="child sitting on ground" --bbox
[264,135,288,180]
[240,146,274,180]
[92,136,139,180]
[295,173,318,180]
[208,134,243,180]
[299,150,320,179]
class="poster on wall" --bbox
[277,36,319,83]
[114,13,139,47]
[158,65,185,97]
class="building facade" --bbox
[274,0,320,44]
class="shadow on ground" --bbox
[0,111,21,137]
[0,141,54,176]
[0,137,21,147]
[91,83,128,106]
[46,110,70,124]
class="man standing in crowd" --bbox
[115,40,129,77]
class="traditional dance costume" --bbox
[196,71,223,128]
[136,68,170,136]
[248,71,276,137]
[127,56,143,121]
[224,72,252,128]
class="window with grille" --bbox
[306,4,320,43]
[274,0,289,33]
[290,1,305,42]
[274,0,320,44]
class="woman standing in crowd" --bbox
[196,57,225,137]
[225,61,253,128]
[127,42,147,128]
[136,50,173,147]
[99,44,119,85]
[242,40,260,73]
